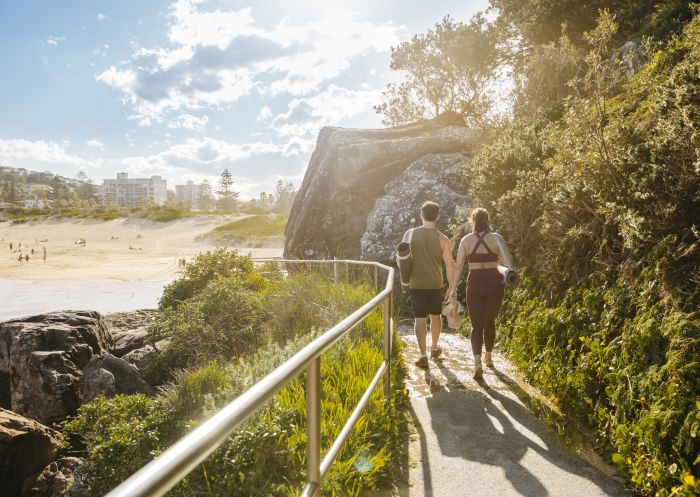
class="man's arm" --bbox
[441,234,456,298]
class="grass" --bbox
[205,213,287,243]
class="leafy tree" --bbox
[375,15,498,127]
[197,179,215,210]
[75,170,97,201]
[273,180,296,211]
[216,169,238,210]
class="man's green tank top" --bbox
[409,227,444,289]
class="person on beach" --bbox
[447,208,514,379]
[402,201,455,369]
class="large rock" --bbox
[105,310,157,357]
[0,311,112,423]
[284,113,478,260]
[25,457,84,497]
[0,408,63,497]
[610,41,645,76]
[79,353,154,401]
[361,153,469,263]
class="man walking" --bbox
[402,201,455,368]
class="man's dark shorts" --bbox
[410,289,443,318]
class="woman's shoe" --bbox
[484,351,494,367]
[473,365,483,379]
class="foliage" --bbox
[64,285,409,497]
[148,275,269,378]
[497,266,699,496]
[205,214,287,243]
[134,205,186,222]
[467,10,700,496]
[159,248,255,309]
[217,169,239,211]
[375,15,498,127]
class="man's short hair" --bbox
[421,201,440,222]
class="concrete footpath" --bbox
[398,323,632,497]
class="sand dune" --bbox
[0,216,283,282]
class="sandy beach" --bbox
[0,216,283,320]
[0,216,282,282]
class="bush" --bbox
[149,275,269,378]
[159,249,255,309]
[65,286,409,497]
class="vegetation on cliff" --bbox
[64,250,408,496]
[378,2,699,495]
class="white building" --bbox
[174,181,202,208]
[101,173,167,208]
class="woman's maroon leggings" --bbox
[466,269,504,354]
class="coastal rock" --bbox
[122,345,158,373]
[284,112,478,260]
[105,310,158,357]
[361,153,469,263]
[24,457,84,497]
[610,41,645,76]
[79,353,153,401]
[0,408,63,497]
[110,328,149,357]
[0,311,112,423]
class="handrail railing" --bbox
[105,259,394,497]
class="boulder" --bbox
[105,310,157,357]
[24,457,84,497]
[121,345,158,373]
[610,41,645,76]
[0,311,112,423]
[284,112,478,260]
[361,153,469,263]
[79,353,154,402]
[0,408,63,497]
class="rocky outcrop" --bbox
[610,41,645,76]
[79,353,154,402]
[25,457,84,497]
[0,408,63,497]
[122,344,158,373]
[105,310,157,357]
[361,153,468,263]
[284,112,478,261]
[0,311,113,423]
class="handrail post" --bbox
[306,357,321,497]
[382,295,392,397]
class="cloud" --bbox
[97,13,109,21]
[271,84,381,136]
[167,113,209,130]
[0,138,86,165]
[257,105,272,121]
[96,0,400,124]
[86,139,104,149]
[121,135,312,197]
[46,36,66,46]
[91,44,110,58]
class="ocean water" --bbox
[0,278,173,321]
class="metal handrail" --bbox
[105,259,394,497]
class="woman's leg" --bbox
[467,283,486,356]
[483,282,505,352]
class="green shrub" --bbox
[149,275,269,378]
[159,249,255,309]
[497,263,699,496]
[65,287,408,497]
[205,214,287,243]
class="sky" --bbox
[0,0,490,198]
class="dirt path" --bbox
[398,323,631,497]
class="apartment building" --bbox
[174,180,202,208]
[101,173,167,208]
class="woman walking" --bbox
[448,208,514,379]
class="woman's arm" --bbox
[495,233,515,268]
[448,237,467,300]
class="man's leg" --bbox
[414,317,428,356]
[429,314,442,351]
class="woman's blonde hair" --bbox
[470,207,490,233]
